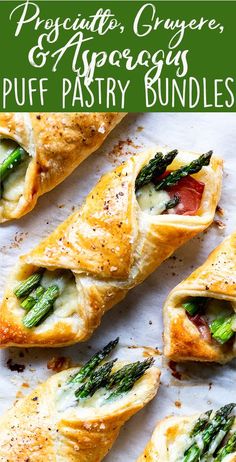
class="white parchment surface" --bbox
[0,112,236,461]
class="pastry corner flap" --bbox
[164,232,236,363]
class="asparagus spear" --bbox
[70,337,119,384]
[106,357,154,401]
[23,285,59,328]
[0,146,27,187]
[21,286,45,311]
[106,361,141,389]
[183,403,235,462]
[75,360,116,399]
[206,416,235,457]
[14,272,43,299]
[164,194,180,212]
[183,297,208,316]
[155,151,213,191]
[215,431,236,461]
[210,315,236,344]
[135,150,178,191]
[190,410,212,437]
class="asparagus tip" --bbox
[69,337,120,384]
[202,150,213,164]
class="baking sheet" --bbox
[0,112,236,461]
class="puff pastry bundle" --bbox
[164,232,236,363]
[0,112,125,222]
[137,403,236,462]
[0,339,160,462]
[0,147,223,347]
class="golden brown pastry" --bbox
[137,403,236,462]
[164,232,236,363]
[0,112,125,222]
[0,148,223,347]
[0,339,160,462]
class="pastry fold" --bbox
[0,112,125,222]
[0,362,160,462]
[137,410,236,462]
[137,415,197,462]
[0,148,223,347]
[164,232,236,363]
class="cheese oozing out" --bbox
[56,361,152,415]
[165,415,236,462]
[136,183,170,215]
[205,299,234,324]
[40,269,78,317]
[56,381,112,412]
[0,139,30,205]
[184,297,236,344]
[18,269,79,330]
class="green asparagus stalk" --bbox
[190,410,212,437]
[206,416,235,457]
[75,360,116,399]
[70,338,119,384]
[106,361,141,389]
[183,299,199,316]
[215,431,236,461]
[183,297,208,316]
[106,357,154,401]
[14,272,43,299]
[210,315,236,344]
[135,150,178,191]
[183,443,200,462]
[0,146,27,187]
[164,194,180,212]
[23,285,59,328]
[155,151,213,191]
[21,286,45,311]
[183,403,236,462]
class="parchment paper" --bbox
[0,112,236,461]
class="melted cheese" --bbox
[136,183,170,215]
[148,413,236,462]
[11,267,84,336]
[2,159,30,201]
[56,362,152,417]
[169,432,192,462]
[41,269,78,318]
[57,383,110,413]
[206,299,233,323]
[172,415,236,462]
[14,269,82,334]
[0,139,17,163]
[208,429,227,455]
[29,269,78,328]
[231,315,236,332]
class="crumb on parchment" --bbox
[47,356,71,372]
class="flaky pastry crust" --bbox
[0,148,223,347]
[0,362,160,462]
[0,112,125,222]
[164,232,236,363]
[137,413,236,461]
